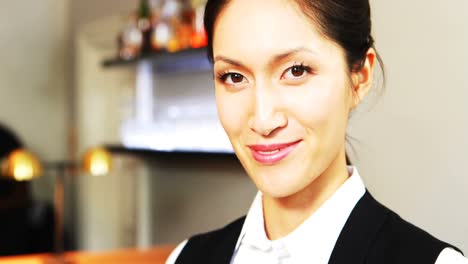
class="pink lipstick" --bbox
[247,140,302,165]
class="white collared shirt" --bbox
[167,167,467,264]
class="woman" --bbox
[167,0,467,263]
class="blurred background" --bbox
[0,0,467,259]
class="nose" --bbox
[248,83,287,136]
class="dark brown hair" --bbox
[204,0,385,165]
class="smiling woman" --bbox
[166,0,467,263]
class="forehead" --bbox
[213,0,337,62]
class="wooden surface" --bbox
[0,245,175,264]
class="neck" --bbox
[262,148,350,240]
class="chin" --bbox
[250,165,309,198]
[260,185,299,199]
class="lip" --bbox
[247,139,302,165]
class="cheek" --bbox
[288,78,349,128]
[283,75,351,153]
[215,88,251,138]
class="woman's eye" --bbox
[220,73,246,85]
[282,65,312,80]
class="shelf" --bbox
[101,48,220,154]
[119,119,233,154]
[105,144,236,160]
[102,48,212,72]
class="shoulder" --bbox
[380,205,460,252]
[168,216,246,264]
[366,193,463,262]
[330,191,462,263]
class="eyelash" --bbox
[216,71,233,82]
[284,62,313,77]
[215,62,314,83]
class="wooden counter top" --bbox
[0,245,175,264]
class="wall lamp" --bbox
[0,147,112,262]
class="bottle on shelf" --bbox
[190,0,208,48]
[176,0,195,51]
[118,15,143,60]
[117,0,208,58]
[151,0,180,51]
[137,0,153,53]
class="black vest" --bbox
[175,191,462,264]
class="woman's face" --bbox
[213,0,365,198]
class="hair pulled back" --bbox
[204,0,384,75]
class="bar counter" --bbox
[0,245,175,264]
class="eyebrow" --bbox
[272,47,317,63]
[213,56,246,68]
[213,47,317,68]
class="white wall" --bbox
[75,15,141,250]
[0,1,70,201]
[149,156,256,244]
[349,0,468,251]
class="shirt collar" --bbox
[234,166,366,261]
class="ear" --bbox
[350,48,376,109]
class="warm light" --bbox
[0,149,42,181]
[190,30,207,49]
[167,38,181,53]
[82,147,112,176]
